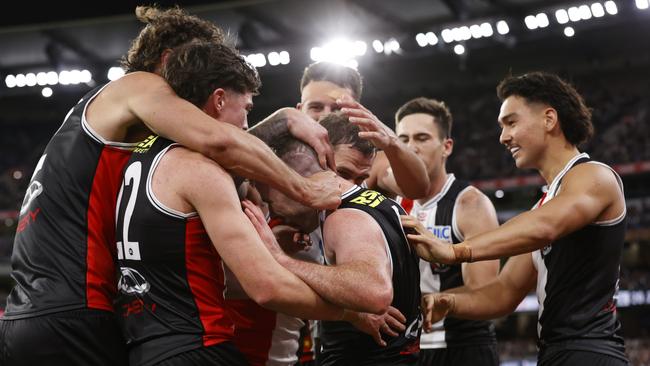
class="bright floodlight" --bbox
[58,70,71,85]
[555,9,570,24]
[591,3,606,17]
[536,13,550,28]
[495,190,504,199]
[312,38,368,64]
[36,72,48,86]
[480,22,494,37]
[248,53,266,67]
[470,25,482,39]
[25,73,37,87]
[604,1,618,15]
[453,44,465,55]
[564,26,575,37]
[346,59,359,69]
[279,51,290,65]
[524,15,538,29]
[383,38,400,55]
[458,26,472,41]
[372,40,384,53]
[354,40,367,56]
[69,70,82,84]
[496,20,510,34]
[579,5,592,19]
[426,32,438,45]
[42,87,53,98]
[636,0,649,9]
[416,33,428,47]
[568,7,581,22]
[15,74,26,87]
[441,29,454,43]
[80,70,92,83]
[46,71,58,85]
[5,74,16,88]
[107,67,125,81]
[268,51,280,66]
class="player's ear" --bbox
[213,88,226,111]
[544,107,559,132]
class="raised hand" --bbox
[286,110,336,170]
[242,200,283,257]
[338,95,397,150]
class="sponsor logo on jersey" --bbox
[118,267,151,295]
[428,225,452,243]
[134,135,159,153]
[349,189,386,208]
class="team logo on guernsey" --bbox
[134,135,159,153]
[429,225,452,272]
[118,267,151,295]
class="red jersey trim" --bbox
[226,298,277,366]
[86,146,132,311]
[184,217,234,347]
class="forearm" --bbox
[281,256,391,314]
[466,210,555,262]
[446,280,522,320]
[382,139,429,199]
[248,108,291,146]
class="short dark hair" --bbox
[320,112,376,157]
[300,62,363,100]
[162,40,261,108]
[121,6,225,73]
[496,72,593,146]
[395,97,453,139]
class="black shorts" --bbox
[417,344,499,366]
[0,308,127,366]
[155,342,248,366]
[538,349,629,366]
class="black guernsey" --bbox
[399,175,496,348]
[319,185,422,365]
[533,153,627,362]
[114,136,236,366]
[4,84,135,319]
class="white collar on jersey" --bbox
[546,152,589,199]
[341,184,363,199]
[415,174,456,209]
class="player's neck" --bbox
[538,144,581,185]
[337,176,356,195]
[418,169,449,205]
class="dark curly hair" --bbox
[162,40,260,108]
[300,62,363,101]
[121,5,225,73]
[395,97,453,139]
[497,72,593,146]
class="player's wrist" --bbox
[452,243,472,263]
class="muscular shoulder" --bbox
[563,161,620,190]
[324,209,384,245]
[455,186,499,237]
[456,186,494,213]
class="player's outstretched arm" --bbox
[88,72,340,210]
[404,163,624,263]
[422,253,536,331]
[168,149,345,320]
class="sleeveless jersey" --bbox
[114,136,234,366]
[4,83,136,319]
[532,153,627,361]
[224,223,324,366]
[319,185,422,365]
[397,174,496,349]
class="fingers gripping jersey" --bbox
[114,136,235,366]
[319,186,422,365]
[4,83,136,319]
[397,174,496,349]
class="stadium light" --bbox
[441,29,454,43]
[564,26,576,37]
[416,33,428,47]
[383,38,400,55]
[568,6,582,22]
[578,5,593,19]
[636,0,649,10]
[496,20,510,35]
[524,15,539,29]
[41,87,53,98]
[480,22,494,37]
[604,1,618,15]
[310,38,368,65]
[470,25,482,39]
[268,51,280,66]
[555,9,570,24]
[372,40,383,53]
[5,74,16,88]
[536,13,550,28]
[15,74,26,87]
[591,3,606,17]
[278,51,290,65]
[245,53,266,67]
[25,73,37,87]
[453,44,465,55]
[107,67,125,81]
[426,32,438,45]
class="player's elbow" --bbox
[248,283,281,308]
[365,282,393,315]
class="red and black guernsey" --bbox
[4,83,136,319]
[114,136,235,366]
